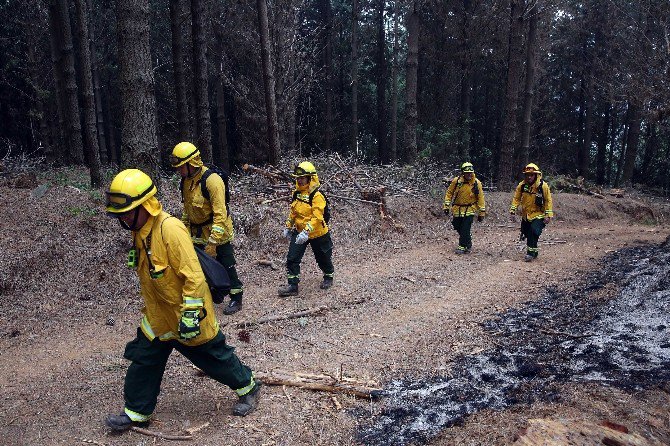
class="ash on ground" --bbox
[358,238,670,446]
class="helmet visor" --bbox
[170,148,199,167]
[105,184,154,215]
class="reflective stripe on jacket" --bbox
[133,211,219,346]
[443,175,486,217]
[181,166,234,245]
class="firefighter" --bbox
[170,142,244,315]
[278,161,334,297]
[104,169,261,431]
[510,163,554,261]
[443,162,486,254]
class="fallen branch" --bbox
[260,195,291,205]
[243,163,292,183]
[254,370,382,399]
[130,426,193,441]
[328,193,382,205]
[235,306,330,328]
[185,422,210,435]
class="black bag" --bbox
[194,246,231,304]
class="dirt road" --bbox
[0,184,669,446]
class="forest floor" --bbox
[1,166,670,446]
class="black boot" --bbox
[232,381,262,416]
[320,277,333,290]
[105,412,149,432]
[222,296,243,315]
[278,284,299,297]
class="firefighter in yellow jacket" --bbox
[443,162,486,254]
[510,163,554,261]
[170,142,244,315]
[104,169,260,432]
[278,161,334,297]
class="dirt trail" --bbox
[0,184,669,446]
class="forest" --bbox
[0,0,669,191]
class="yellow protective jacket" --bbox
[133,209,219,346]
[286,174,329,239]
[510,174,554,221]
[181,166,233,246]
[443,175,486,217]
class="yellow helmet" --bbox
[105,169,157,215]
[292,161,317,177]
[523,163,541,174]
[460,162,475,173]
[170,142,200,167]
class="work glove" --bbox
[477,215,484,222]
[543,216,551,225]
[283,228,292,240]
[509,213,516,223]
[443,208,450,217]
[295,229,309,245]
[179,310,202,340]
[205,243,217,257]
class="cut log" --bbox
[254,369,382,399]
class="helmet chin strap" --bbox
[118,207,140,231]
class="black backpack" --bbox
[292,188,331,224]
[194,245,231,304]
[180,164,231,212]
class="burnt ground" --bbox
[358,239,670,446]
[1,166,670,446]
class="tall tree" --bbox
[116,0,159,172]
[73,0,102,186]
[256,0,280,164]
[376,0,388,163]
[350,0,359,153]
[191,0,213,162]
[389,0,400,161]
[170,0,191,141]
[595,103,610,184]
[321,0,334,153]
[519,2,538,167]
[403,1,419,163]
[496,0,525,188]
[48,0,84,164]
[458,0,473,161]
[212,1,229,169]
[619,101,641,184]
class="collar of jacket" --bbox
[458,174,477,185]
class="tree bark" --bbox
[321,0,334,153]
[389,0,400,161]
[73,0,102,186]
[212,2,229,170]
[519,3,538,167]
[496,0,525,189]
[376,0,388,163]
[579,74,595,179]
[403,1,419,163]
[116,0,159,173]
[48,0,85,164]
[640,122,657,180]
[620,101,641,185]
[26,15,53,161]
[595,103,610,185]
[458,0,473,161]
[191,0,213,163]
[256,0,280,164]
[350,0,359,154]
[170,0,191,141]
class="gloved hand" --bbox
[295,229,309,245]
[179,310,202,340]
[283,228,292,240]
[443,208,450,217]
[543,217,551,225]
[509,213,516,223]
[205,243,217,257]
[477,215,484,222]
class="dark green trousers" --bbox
[215,242,243,299]
[452,215,474,250]
[521,218,545,257]
[123,329,252,417]
[286,232,334,285]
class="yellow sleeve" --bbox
[510,183,523,213]
[443,178,458,209]
[477,181,486,215]
[286,191,297,228]
[162,218,209,311]
[306,192,326,232]
[205,173,228,245]
[543,182,554,217]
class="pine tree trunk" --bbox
[620,102,641,185]
[170,0,191,141]
[191,0,213,163]
[496,0,525,189]
[26,24,52,160]
[86,0,107,165]
[579,74,595,179]
[595,103,610,185]
[256,0,280,164]
[321,0,334,153]
[458,0,472,161]
[389,1,399,161]
[519,4,537,167]
[403,1,419,163]
[212,4,229,170]
[350,0,359,154]
[640,123,656,180]
[376,0,388,163]
[73,0,102,186]
[48,0,84,164]
[116,0,159,173]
